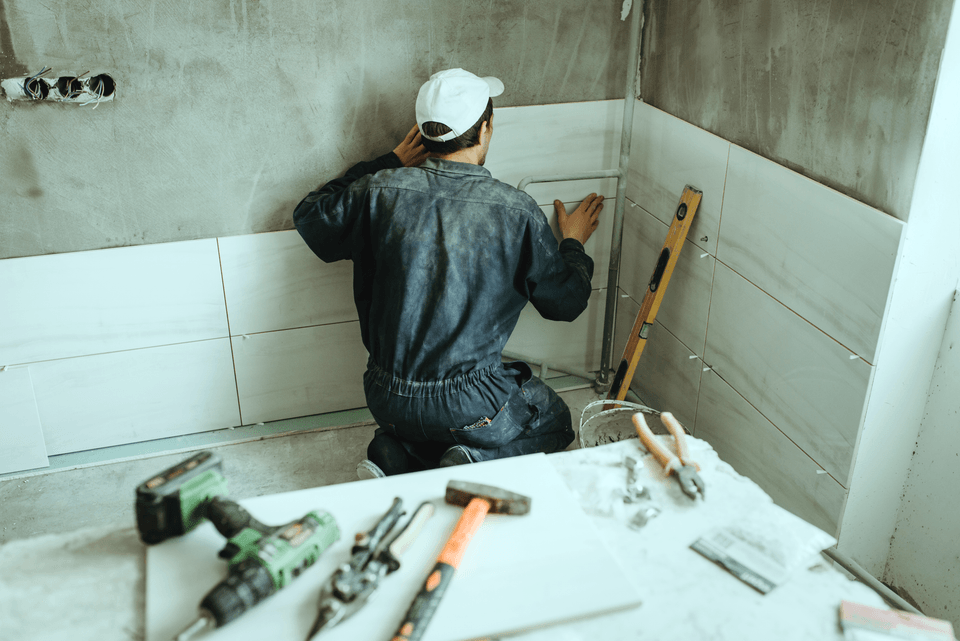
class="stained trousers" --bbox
[362,360,575,473]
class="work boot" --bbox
[437,445,473,467]
[356,459,386,480]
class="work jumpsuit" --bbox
[293,152,594,471]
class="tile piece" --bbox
[485,101,623,206]
[232,323,369,426]
[218,231,356,336]
[31,339,241,456]
[696,370,847,534]
[145,456,642,641]
[618,200,716,355]
[539,201,614,291]
[717,145,904,363]
[506,290,606,374]
[614,293,702,429]
[0,239,228,366]
[0,367,48,474]
[704,265,871,484]
[626,102,731,255]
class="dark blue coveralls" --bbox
[293,151,594,473]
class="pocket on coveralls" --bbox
[448,399,527,449]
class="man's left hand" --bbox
[393,125,428,167]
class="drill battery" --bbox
[136,450,228,545]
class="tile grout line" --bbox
[216,238,244,427]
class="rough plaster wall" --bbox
[886,294,960,628]
[640,0,953,221]
[0,0,629,259]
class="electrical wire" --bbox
[23,66,51,99]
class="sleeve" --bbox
[520,214,595,322]
[292,152,404,262]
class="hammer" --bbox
[391,480,531,641]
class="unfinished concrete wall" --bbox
[0,0,629,259]
[885,294,960,629]
[640,0,953,221]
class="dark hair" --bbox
[420,99,494,155]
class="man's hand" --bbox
[556,193,604,245]
[393,125,428,167]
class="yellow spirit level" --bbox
[607,186,703,404]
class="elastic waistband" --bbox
[365,360,514,398]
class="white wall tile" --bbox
[31,339,240,455]
[0,239,228,366]
[696,370,847,534]
[704,265,871,484]
[485,101,623,206]
[613,293,702,429]
[232,324,369,426]
[618,200,716,355]
[0,367,48,474]
[218,231,356,336]
[717,145,904,363]
[539,201,614,291]
[626,102,730,256]
[505,290,606,374]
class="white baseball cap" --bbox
[416,69,504,142]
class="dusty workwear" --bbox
[293,151,593,469]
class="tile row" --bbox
[623,101,904,365]
[616,101,903,531]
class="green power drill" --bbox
[135,450,341,640]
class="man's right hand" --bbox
[393,125,429,167]
[556,193,604,246]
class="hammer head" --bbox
[445,480,531,515]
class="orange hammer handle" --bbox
[392,497,491,641]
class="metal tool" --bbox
[607,186,703,406]
[632,412,706,500]
[391,481,531,641]
[306,498,435,639]
[134,451,341,641]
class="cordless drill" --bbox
[135,451,341,640]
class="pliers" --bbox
[305,497,434,639]
[632,412,706,500]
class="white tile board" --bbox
[704,264,872,484]
[0,367,48,474]
[218,231,356,336]
[619,200,716,355]
[539,201,615,291]
[31,339,241,455]
[145,454,642,641]
[695,371,847,535]
[231,323,369,426]
[625,102,731,256]
[613,294,702,429]
[717,145,904,363]
[484,101,623,205]
[505,289,606,374]
[0,239,228,366]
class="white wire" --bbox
[80,83,104,108]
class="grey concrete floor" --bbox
[0,384,619,544]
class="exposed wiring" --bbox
[80,81,104,108]
[23,66,51,99]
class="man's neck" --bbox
[433,146,483,166]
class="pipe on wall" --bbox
[516,1,645,392]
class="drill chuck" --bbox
[201,558,275,626]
